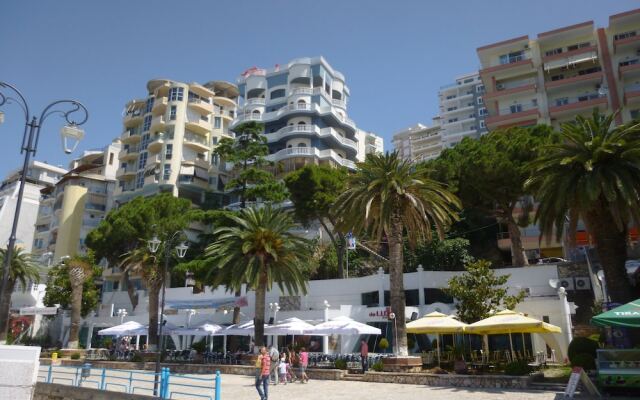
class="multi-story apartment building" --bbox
[233,57,361,174]
[0,161,66,254]
[32,142,121,262]
[438,72,488,149]
[114,79,238,206]
[477,9,640,260]
[392,123,443,162]
[356,129,384,161]
[478,9,640,132]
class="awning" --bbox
[592,299,640,328]
[194,167,209,181]
[164,296,248,310]
[544,51,598,71]
[180,166,195,175]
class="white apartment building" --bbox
[233,57,365,174]
[438,72,488,148]
[114,79,238,207]
[0,161,66,253]
[356,129,384,162]
[392,123,443,162]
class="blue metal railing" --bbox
[38,364,221,400]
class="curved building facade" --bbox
[233,57,359,172]
[114,79,238,206]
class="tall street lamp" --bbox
[0,82,88,342]
[147,231,188,397]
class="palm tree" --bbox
[528,110,640,303]
[205,206,311,348]
[121,246,162,350]
[64,254,95,349]
[0,246,40,342]
[334,152,460,356]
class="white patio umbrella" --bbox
[308,316,381,335]
[223,320,272,336]
[266,318,317,335]
[98,321,147,336]
[171,322,226,337]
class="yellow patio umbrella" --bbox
[407,311,468,364]
[464,309,561,358]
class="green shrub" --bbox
[190,339,207,354]
[504,360,532,376]
[570,353,596,371]
[378,338,389,351]
[334,359,347,370]
[70,352,81,360]
[131,353,144,362]
[568,337,598,364]
[371,361,384,372]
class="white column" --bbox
[85,324,94,350]
[377,267,385,307]
[323,300,330,354]
[417,265,425,307]
[558,288,573,345]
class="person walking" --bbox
[278,354,288,385]
[287,347,298,382]
[298,347,309,383]
[360,339,369,373]
[255,347,271,400]
[269,345,280,384]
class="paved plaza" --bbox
[218,374,568,400]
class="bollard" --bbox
[215,370,221,400]
[129,370,133,394]
[47,364,53,384]
[163,367,170,399]
[100,368,106,390]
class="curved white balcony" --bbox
[291,87,314,96]
[232,103,356,131]
[331,99,347,109]
[245,98,266,106]
[266,146,356,169]
[265,124,357,152]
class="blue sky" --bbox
[1,0,637,177]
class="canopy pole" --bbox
[437,334,441,366]
[508,331,515,361]
[223,335,227,353]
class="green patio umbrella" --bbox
[591,299,640,328]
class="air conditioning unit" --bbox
[496,83,505,90]
[523,287,532,297]
[559,278,575,291]
[575,277,592,290]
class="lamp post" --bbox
[0,82,88,342]
[147,231,188,397]
[117,308,128,325]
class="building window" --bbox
[165,144,173,160]
[145,97,154,114]
[510,104,523,113]
[141,133,150,149]
[143,115,152,131]
[138,152,148,169]
[169,87,184,102]
[479,107,487,116]
[477,96,483,105]
[214,117,221,128]
[135,171,144,189]
[170,105,177,120]
[479,120,486,129]
[163,164,171,180]
[499,50,525,65]
[108,153,114,165]
[476,84,485,93]
[555,97,569,106]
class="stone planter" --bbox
[381,356,422,372]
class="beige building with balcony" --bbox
[115,79,238,207]
[32,142,120,263]
[477,8,640,262]
[478,8,640,131]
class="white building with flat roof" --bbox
[0,161,66,253]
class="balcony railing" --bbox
[184,132,209,146]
